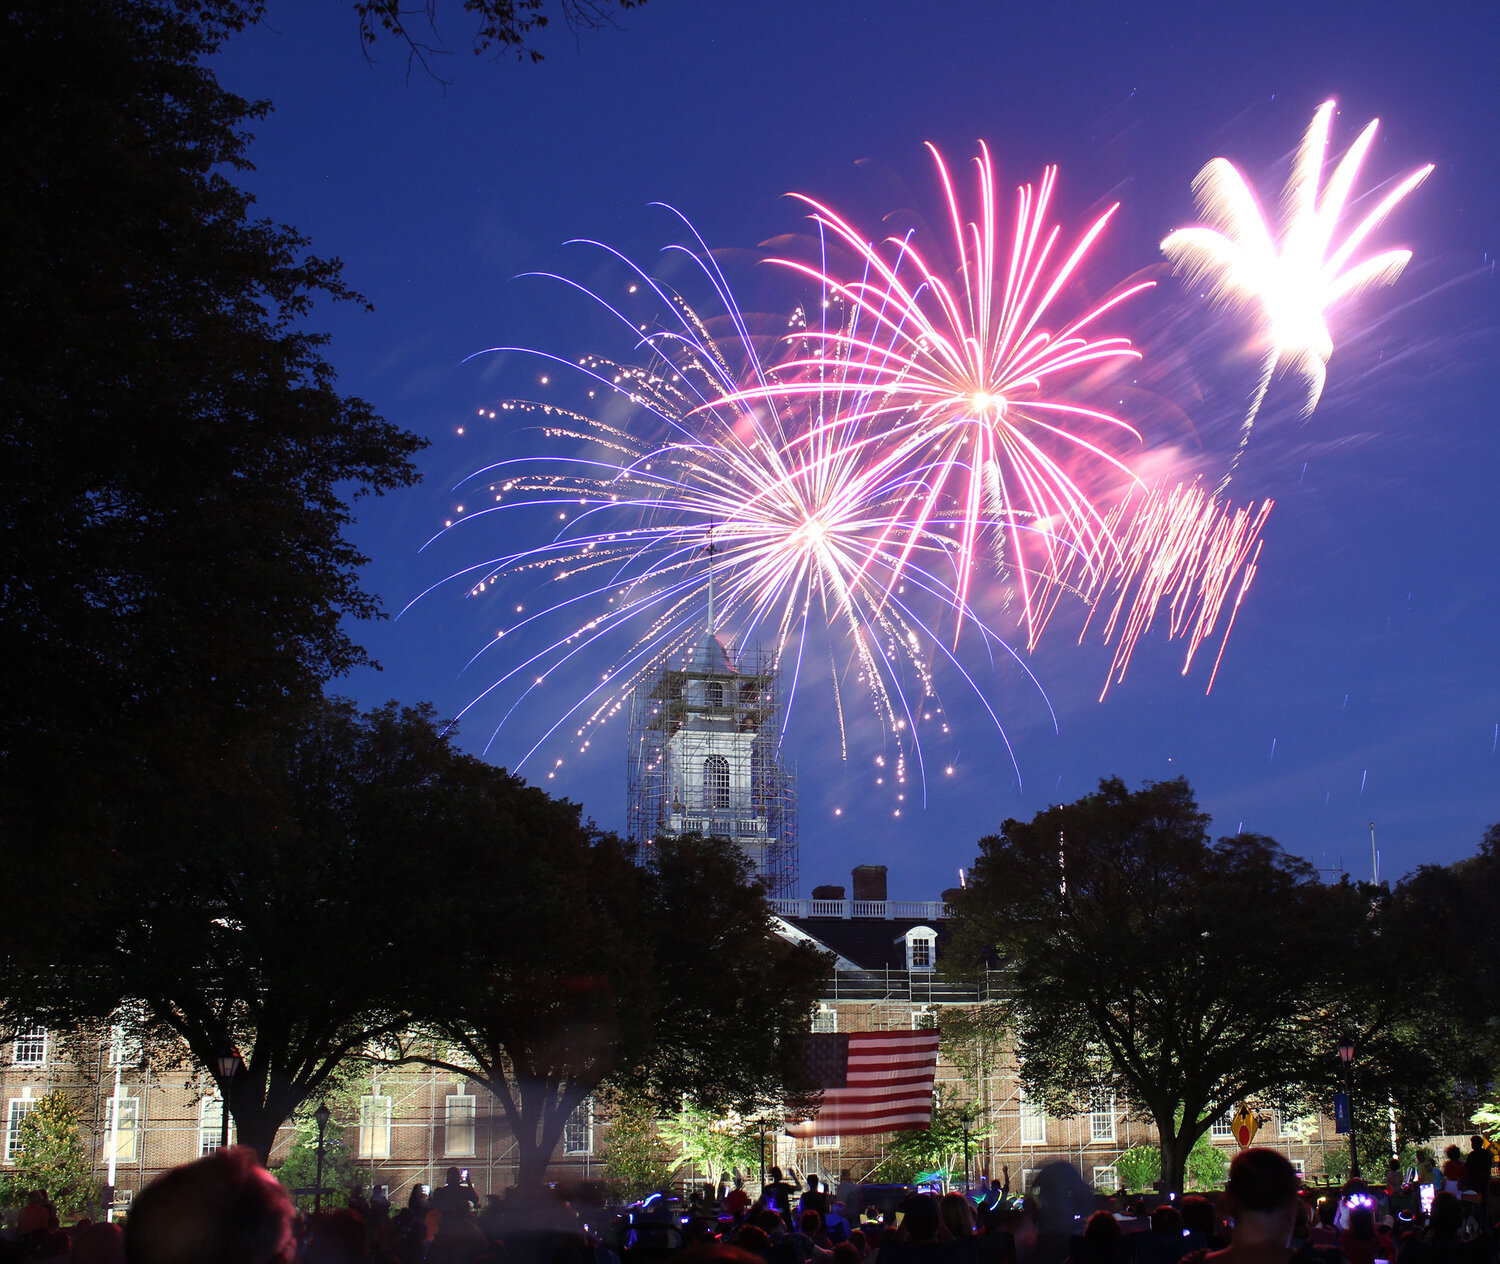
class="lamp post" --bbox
[1338,1038,1360,1180]
[215,1047,244,1150]
[314,1102,331,1214]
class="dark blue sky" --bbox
[215,1,1498,897]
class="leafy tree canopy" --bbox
[0,0,426,919]
[948,777,1360,1192]
[0,1092,95,1216]
[403,831,831,1190]
[351,0,647,77]
[42,698,549,1160]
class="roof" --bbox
[686,632,735,676]
[778,914,949,972]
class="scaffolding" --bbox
[626,639,798,898]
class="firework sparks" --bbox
[411,218,1048,793]
[1092,481,1272,697]
[1036,478,1273,698]
[729,143,1153,644]
[1162,99,1433,490]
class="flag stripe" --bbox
[789,1028,939,1138]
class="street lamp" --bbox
[215,1047,244,1150]
[314,1102,331,1214]
[1338,1038,1360,1180]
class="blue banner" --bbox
[1333,1093,1350,1134]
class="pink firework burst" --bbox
[727,142,1154,644]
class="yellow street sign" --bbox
[1232,1103,1259,1149]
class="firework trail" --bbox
[728,143,1153,645]
[1071,480,1273,698]
[408,213,1049,793]
[1162,99,1432,492]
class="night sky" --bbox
[213,1,1498,898]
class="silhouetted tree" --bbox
[0,0,426,947]
[949,777,1348,1192]
[403,832,830,1190]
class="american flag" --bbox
[788,1029,940,1137]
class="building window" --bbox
[12,1027,46,1067]
[902,926,937,973]
[911,1008,937,1030]
[1210,1111,1234,1139]
[200,1097,226,1156]
[704,755,730,810]
[706,681,724,708]
[812,1005,838,1034]
[1088,1091,1116,1143]
[813,1132,838,1149]
[5,1095,35,1163]
[359,1095,392,1160]
[1279,1112,1315,1142]
[563,1098,593,1156]
[1019,1089,1047,1146]
[1020,1168,1040,1195]
[1092,1165,1118,1192]
[110,1095,140,1164]
[446,1093,476,1157]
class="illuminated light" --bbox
[457,426,465,435]
[1163,99,1432,491]
[540,375,550,384]
[834,808,843,816]
[945,766,954,775]
[424,206,1071,791]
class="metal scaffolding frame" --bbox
[626,640,798,898]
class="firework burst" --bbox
[1034,479,1274,698]
[1162,99,1433,490]
[411,216,1048,793]
[727,143,1154,644]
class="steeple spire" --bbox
[705,521,717,633]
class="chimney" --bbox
[811,884,846,901]
[851,864,887,902]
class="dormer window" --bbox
[706,681,724,707]
[901,925,937,973]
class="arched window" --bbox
[703,755,730,810]
[705,681,724,708]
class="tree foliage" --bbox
[0,0,426,972]
[352,0,646,77]
[272,1110,367,1213]
[876,1092,992,1185]
[602,1096,675,1200]
[403,831,831,1189]
[0,1092,95,1215]
[659,1104,763,1184]
[43,699,546,1159]
[949,777,1355,1192]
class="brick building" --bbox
[0,867,1456,1208]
